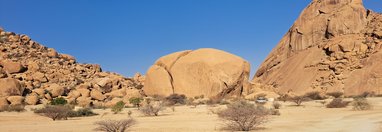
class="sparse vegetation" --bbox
[326,92,344,98]
[94,119,135,132]
[34,105,72,121]
[305,91,326,100]
[129,97,143,109]
[0,105,26,112]
[352,97,372,111]
[51,97,68,105]
[111,101,125,114]
[217,100,270,131]
[140,101,164,116]
[326,98,350,108]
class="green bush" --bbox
[111,101,125,114]
[129,97,143,109]
[51,97,68,105]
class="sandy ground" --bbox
[1,98,382,132]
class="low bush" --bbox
[34,105,72,121]
[217,100,270,131]
[326,92,344,98]
[326,98,350,108]
[352,97,372,111]
[68,108,98,117]
[94,119,135,132]
[0,105,26,112]
[111,101,125,114]
[305,91,326,100]
[277,94,290,102]
[269,108,281,116]
[272,102,281,109]
[51,97,68,105]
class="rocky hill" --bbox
[253,0,382,96]
[0,27,145,107]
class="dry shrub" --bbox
[326,92,344,98]
[272,102,281,109]
[34,105,72,121]
[352,97,372,111]
[277,94,290,102]
[165,93,187,106]
[68,108,98,117]
[304,91,326,100]
[94,119,135,132]
[326,98,350,108]
[0,105,25,112]
[140,101,164,116]
[289,96,309,106]
[269,108,281,116]
[217,100,270,131]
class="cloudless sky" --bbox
[0,0,381,78]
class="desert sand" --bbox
[1,98,382,132]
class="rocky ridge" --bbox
[0,27,145,108]
[254,0,382,96]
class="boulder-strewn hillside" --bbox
[0,27,145,107]
[144,48,251,98]
[254,0,382,96]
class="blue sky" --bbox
[0,1,381,77]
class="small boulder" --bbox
[77,88,90,97]
[105,97,123,107]
[0,60,26,74]
[47,84,64,98]
[90,89,106,101]
[76,97,92,107]
[0,97,9,108]
[25,94,39,105]
[7,96,24,105]
[47,48,58,58]
[0,78,24,97]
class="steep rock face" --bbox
[144,48,250,98]
[0,27,145,106]
[254,0,382,96]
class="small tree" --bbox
[217,100,270,131]
[111,101,125,114]
[289,96,309,106]
[140,101,164,116]
[129,97,143,109]
[94,119,135,132]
